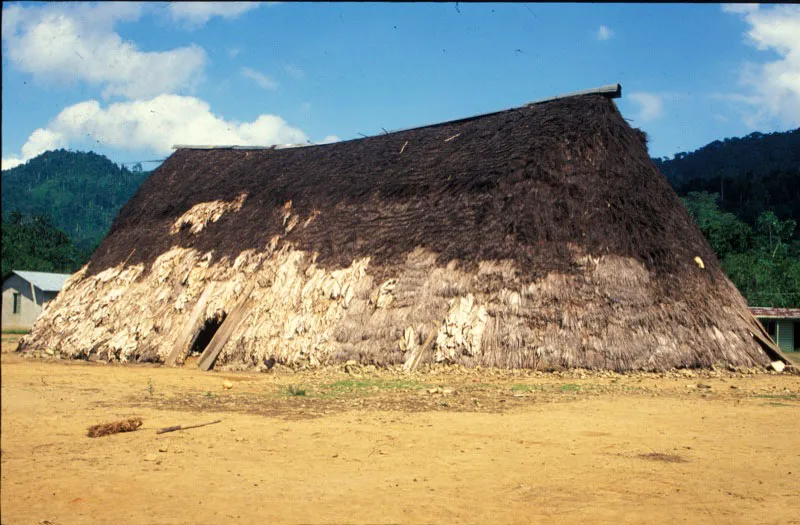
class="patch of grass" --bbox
[753,393,798,400]
[147,378,154,397]
[286,385,307,397]
[1,329,29,335]
[559,383,581,392]
[203,391,216,399]
[510,384,544,392]
[326,379,374,391]
[378,379,429,390]
[325,379,427,392]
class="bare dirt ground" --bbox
[2,333,799,525]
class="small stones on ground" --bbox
[344,360,363,375]
[697,383,712,389]
[426,386,454,395]
[222,380,233,390]
[158,444,169,452]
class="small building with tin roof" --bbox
[750,307,800,353]
[2,271,71,330]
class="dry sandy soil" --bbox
[2,333,799,525]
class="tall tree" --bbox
[682,192,800,307]
[1,212,86,280]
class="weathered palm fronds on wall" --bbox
[19,94,772,371]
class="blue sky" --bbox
[2,2,799,170]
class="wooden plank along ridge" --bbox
[196,283,257,371]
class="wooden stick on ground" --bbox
[156,419,222,435]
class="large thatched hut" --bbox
[18,85,787,371]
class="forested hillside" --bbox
[657,128,800,307]
[1,212,86,280]
[655,129,800,227]
[1,150,150,250]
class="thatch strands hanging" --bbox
[17,91,781,371]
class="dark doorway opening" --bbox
[189,314,227,356]
[764,320,777,340]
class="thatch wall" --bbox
[19,95,772,371]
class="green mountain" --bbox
[1,150,151,250]
[657,128,800,307]
[655,129,800,227]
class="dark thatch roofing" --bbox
[92,92,714,285]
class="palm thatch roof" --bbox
[18,85,786,371]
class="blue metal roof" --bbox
[11,271,72,292]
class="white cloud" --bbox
[241,67,279,90]
[721,4,800,128]
[319,135,341,144]
[721,4,759,15]
[167,2,263,29]
[628,92,665,122]
[1,128,68,170]
[228,47,241,59]
[596,25,614,41]
[284,64,306,80]
[1,2,206,100]
[2,94,311,169]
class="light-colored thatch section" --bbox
[17,91,780,371]
[22,241,768,371]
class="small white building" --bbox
[751,307,800,354]
[2,271,71,331]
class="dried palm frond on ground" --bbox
[87,417,143,438]
[637,452,687,463]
